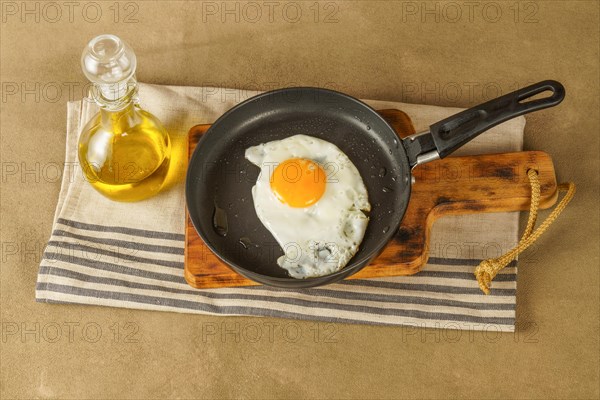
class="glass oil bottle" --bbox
[78,34,171,202]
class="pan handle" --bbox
[430,80,565,158]
[402,80,565,166]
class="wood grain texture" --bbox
[184,110,558,288]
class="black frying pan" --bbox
[186,80,564,288]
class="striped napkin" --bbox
[36,83,525,331]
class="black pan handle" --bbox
[428,80,565,158]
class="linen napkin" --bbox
[36,83,525,332]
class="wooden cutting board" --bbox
[184,109,558,289]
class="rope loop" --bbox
[475,169,576,295]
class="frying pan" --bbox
[186,80,564,288]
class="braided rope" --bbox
[475,169,576,294]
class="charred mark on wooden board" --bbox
[462,201,486,212]
[394,244,421,261]
[396,225,422,242]
[540,182,557,194]
[396,228,412,242]
[494,166,516,180]
[477,185,497,197]
[392,249,412,261]
[436,196,452,205]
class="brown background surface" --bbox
[1,1,598,398]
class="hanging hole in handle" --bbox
[516,81,565,106]
[518,89,556,104]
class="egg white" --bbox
[245,134,370,279]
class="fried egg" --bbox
[245,134,370,279]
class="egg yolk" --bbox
[270,158,327,208]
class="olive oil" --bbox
[78,103,171,201]
[78,34,171,202]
